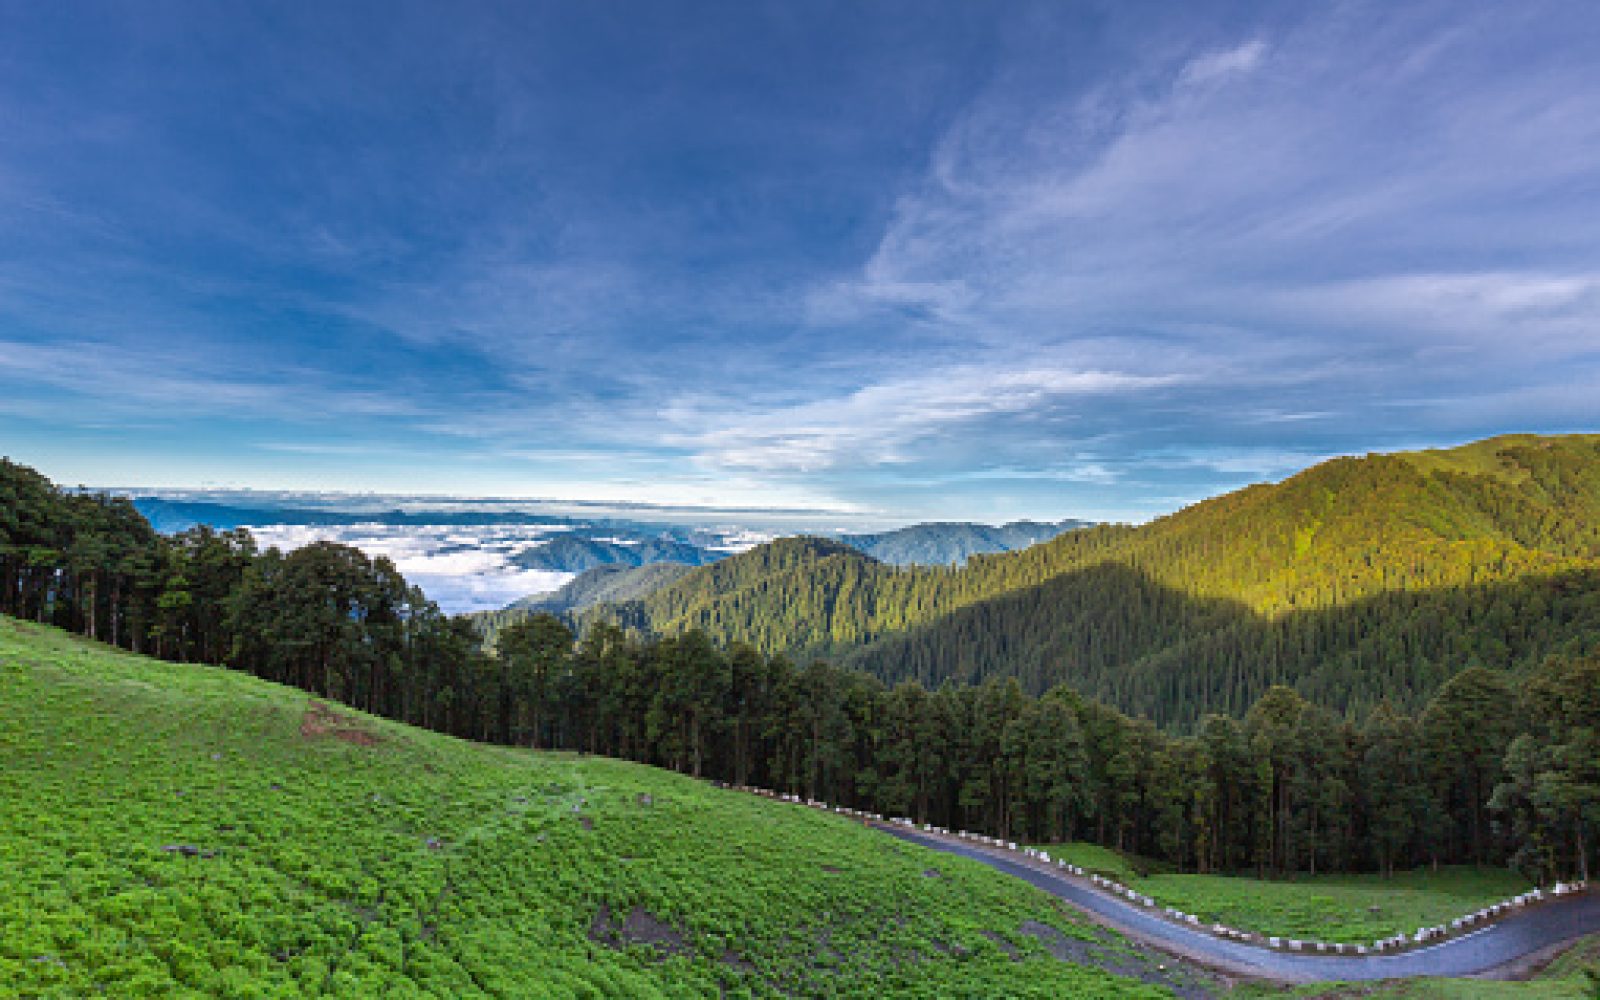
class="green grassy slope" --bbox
[1037,841,1599,997]
[1131,868,1531,947]
[0,617,1192,999]
[1032,843,1530,945]
[603,435,1600,721]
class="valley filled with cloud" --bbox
[245,523,581,614]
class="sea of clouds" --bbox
[246,523,581,614]
[121,489,896,615]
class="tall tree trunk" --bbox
[691,714,703,778]
[84,574,97,641]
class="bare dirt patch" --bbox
[979,929,1021,959]
[300,701,381,746]
[1018,920,1221,1000]
[589,903,692,957]
[721,949,755,972]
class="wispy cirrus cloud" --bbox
[670,365,1181,473]
[0,337,424,422]
[787,0,1600,514]
[1262,271,1600,350]
[1178,39,1268,87]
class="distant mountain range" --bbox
[493,519,1091,609]
[128,498,589,534]
[130,496,1092,586]
[508,534,721,573]
[839,519,1090,566]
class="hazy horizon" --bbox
[105,486,1095,613]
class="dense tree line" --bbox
[0,458,479,723]
[850,563,1600,728]
[4,454,1596,885]
[399,614,1600,886]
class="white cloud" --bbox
[11,2,1600,524]
[1179,40,1268,88]
[238,519,785,615]
[671,365,1180,473]
[247,523,577,614]
[803,3,1600,442]
[1267,271,1600,351]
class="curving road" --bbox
[877,825,1600,983]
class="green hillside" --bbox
[510,535,717,573]
[1028,843,1531,946]
[595,536,886,653]
[603,435,1600,723]
[850,565,1600,726]
[0,616,1195,999]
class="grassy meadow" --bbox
[0,616,1200,999]
[1034,841,1532,945]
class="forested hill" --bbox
[509,533,719,572]
[593,536,879,653]
[464,528,1094,652]
[598,435,1600,723]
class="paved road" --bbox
[878,825,1600,983]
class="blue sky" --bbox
[3,1,1599,523]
